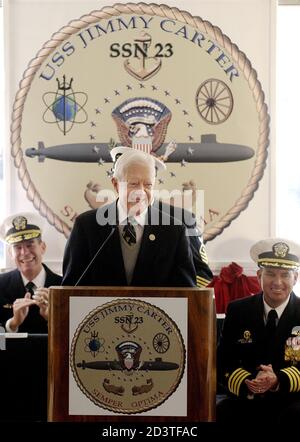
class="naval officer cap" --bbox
[250,238,300,270]
[0,212,43,245]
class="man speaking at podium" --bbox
[62,149,196,287]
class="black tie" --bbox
[264,309,278,362]
[266,309,278,335]
[25,281,36,297]
[122,219,137,246]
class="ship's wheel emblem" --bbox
[153,333,170,353]
[195,78,233,124]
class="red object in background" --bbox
[208,262,261,314]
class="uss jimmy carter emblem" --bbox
[70,298,185,414]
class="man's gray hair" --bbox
[113,150,156,180]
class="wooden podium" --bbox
[48,287,216,422]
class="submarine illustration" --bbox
[25,134,254,164]
[25,141,108,163]
[77,357,179,371]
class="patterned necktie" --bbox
[25,281,36,297]
[122,219,137,246]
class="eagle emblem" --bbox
[112,97,172,152]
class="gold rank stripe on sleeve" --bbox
[199,246,209,264]
[228,368,251,396]
[196,276,211,288]
[280,366,300,393]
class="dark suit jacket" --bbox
[62,203,196,287]
[218,292,300,397]
[156,200,213,287]
[0,264,62,333]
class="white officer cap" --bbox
[250,238,300,270]
[0,212,43,245]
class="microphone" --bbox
[74,226,116,286]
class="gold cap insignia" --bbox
[12,216,27,231]
[4,213,42,245]
[273,242,289,258]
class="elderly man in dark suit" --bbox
[62,149,196,287]
[91,145,213,288]
[0,213,62,333]
[217,237,300,425]
[110,145,213,288]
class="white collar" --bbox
[21,266,47,288]
[117,200,148,227]
[263,293,291,320]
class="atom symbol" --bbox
[84,331,105,357]
[42,75,88,135]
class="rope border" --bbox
[10,2,269,240]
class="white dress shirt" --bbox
[263,293,290,324]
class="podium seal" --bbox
[70,298,185,414]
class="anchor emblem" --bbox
[121,314,139,334]
[124,32,162,81]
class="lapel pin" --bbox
[149,234,156,241]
